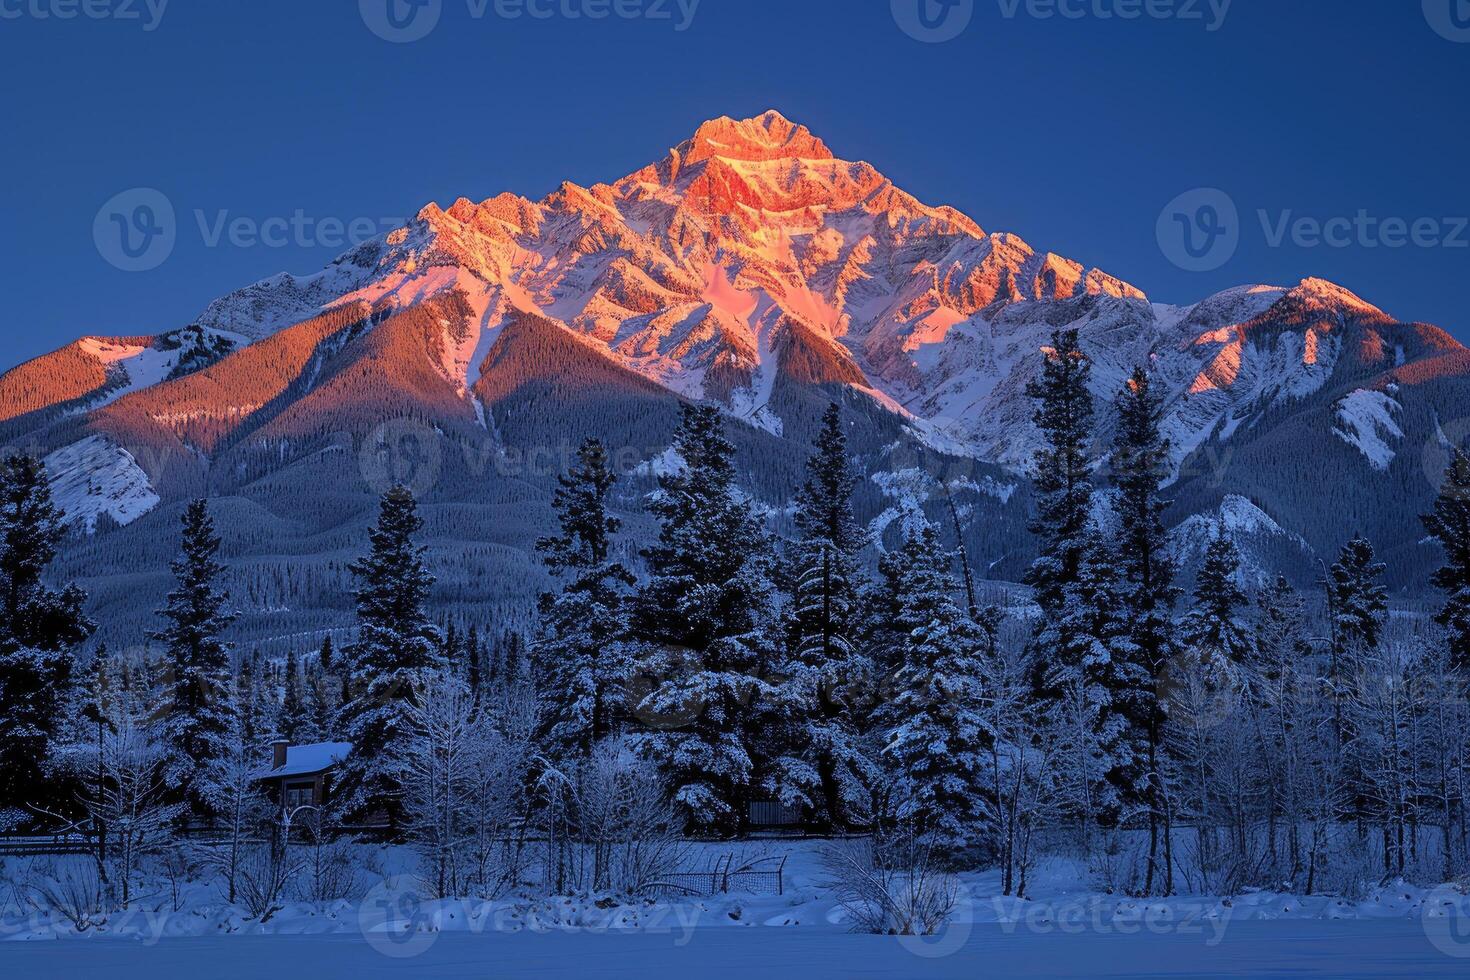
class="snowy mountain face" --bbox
[0,110,1465,638]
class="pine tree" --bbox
[1110,367,1181,893]
[318,634,334,675]
[1322,533,1387,770]
[631,404,780,835]
[237,650,262,747]
[334,486,442,827]
[1040,528,1145,832]
[1423,450,1470,678]
[1025,329,1096,619]
[151,498,237,816]
[0,453,94,821]
[279,650,303,742]
[442,620,460,678]
[306,659,333,740]
[1327,534,1388,653]
[532,438,635,760]
[774,403,875,830]
[76,643,116,846]
[465,624,483,699]
[1179,529,1253,686]
[873,519,994,860]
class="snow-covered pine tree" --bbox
[1178,529,1253,686]
[532,438,635,762]
[0,453,95,823]
[465,623,483,699]
[237,649,270,747]
[1423,449,1470,679]
[873,518,994,862]
[1040,527,1145,836]
[200,688,271,905]
[334,485,442,829]
[1250,573,1320,884]
[305,659,333,741]
[1025,329,1095,617]
[1110,366,1181,894]
[771,403,875,831]
[631,404,780,836]
[1322,533,1388,818]
[151,498,237,816]
[1327,534,1388,653]
[279,650,304,742]
[442,620,460,678]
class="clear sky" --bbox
[1,0,1466,371]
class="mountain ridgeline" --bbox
[1,110,1462,647]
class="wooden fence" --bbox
[640,853,788,899]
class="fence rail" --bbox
[638,853,787,899]
[0,835,96,857]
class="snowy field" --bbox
[4,919,1465,980]
[5,842,1470,978]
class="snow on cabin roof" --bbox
[257,742,353,779]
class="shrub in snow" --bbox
[820,829,958,937]
[20,859,106,933]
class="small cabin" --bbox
[255,740,352,813]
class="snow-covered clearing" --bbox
[3,916,1462,979]
[5,842,1468,977]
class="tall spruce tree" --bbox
[335,485,442,827]
[1322,533,1388,763]
[151,499,236,815]
[1023,333,1140,833]
[237,650,263,747]
[532,438,635,761]
[1045,527,1145,830]
[873,519,994,859]
[631,404,780,835]
[1025,329,1096,619]
[465,624,483,699]
[1423,449,1470,677]
[1327,534,1388,653]
[773,403,875,830]
[1179,530,1253,685]
[1111,367,1181,893]
[0,453,94,822]
[279,650,303,742]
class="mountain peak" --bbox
[679,109,834,164]
[1284,277,1384,317]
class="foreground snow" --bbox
[4,843,1469,976]
[4,918,1465,979]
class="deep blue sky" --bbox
[1,0,1466,371]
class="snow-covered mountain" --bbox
[1,110,1462,640]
